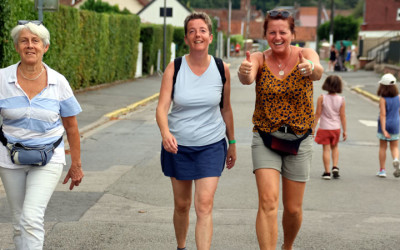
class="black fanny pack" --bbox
[0,126,62,166]
[257,126,311,156]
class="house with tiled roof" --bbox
[73,0,149,14]
[196,0,264,40]
[60,0,83,6]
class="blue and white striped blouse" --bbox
[0,62,82,168]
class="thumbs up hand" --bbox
[246,51,251,62]
[298,50,313,76]
[238,51,253,76]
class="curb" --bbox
[104,93,160,118]
[78,93,159,138]
[65,92,160,150]
[351,87,379,102]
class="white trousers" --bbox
[0,163,63,250]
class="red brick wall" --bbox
[362,0,400,31]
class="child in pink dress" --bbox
[314,75,347,179]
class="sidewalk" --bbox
[74,75,162,136]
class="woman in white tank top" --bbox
[156,12,236,250]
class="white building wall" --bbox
[139,0,191,27]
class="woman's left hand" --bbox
[226,144,237,169]
[298,51,313,77]
[63,162,84,190]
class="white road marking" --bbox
[359,120,377,127]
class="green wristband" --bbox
[229,140,236,144]
[307,60,314,71]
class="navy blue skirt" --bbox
[161,139,227,180]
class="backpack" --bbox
[171,56,226,108]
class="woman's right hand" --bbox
[162,131,178,154]
[383,130,391,139]
[239,51,253,75]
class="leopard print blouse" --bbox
[252,61,314,135]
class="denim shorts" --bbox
[251,131,313,182]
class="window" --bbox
[397,8,400,21]
[160,7,173,17]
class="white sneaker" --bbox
[377,169,387,178]
[393,159,400,177]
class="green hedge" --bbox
[173,27,189,58]
[140,23,174,74]
[0,0,36,68]
[209,17,218,56]
[0,2,140,90]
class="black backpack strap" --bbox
[214,57,226,108]
[0,126,7,147]
[171,56,183,100]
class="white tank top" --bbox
[168,56,226,146]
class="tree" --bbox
[317,15,361,42]
[352,0,364,19]
[80,0,131,14]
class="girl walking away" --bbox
[314,75,347,180]
[376,73,400,178]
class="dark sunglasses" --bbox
[17,20,42,25]
[268,10,291,18]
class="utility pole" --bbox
[329,0,334,46]
[227,0,231,59]
[245,0,250,51]
[316,0,322,52]
[163,0,167,71]
[38,0,44,22]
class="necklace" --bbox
[19,66,44,81]
[273,48,292,76]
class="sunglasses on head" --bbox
[17,20,42,25]
[268,10,291,18]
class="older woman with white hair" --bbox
[0,20,83,249]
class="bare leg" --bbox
[194,177,219,250]
[281,177,306,250]
[255,169,281,250]
[171,178,193,249]
[379,140,388,170]
[389,140,399,160]
[322,144,331,173]
[331,143,339,167]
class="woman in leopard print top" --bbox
[237,9,323,250]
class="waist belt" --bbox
[277,125,296,135]
[0,126,63,149]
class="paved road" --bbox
[1,57,400,250]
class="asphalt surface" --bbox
[0,56,396,250]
